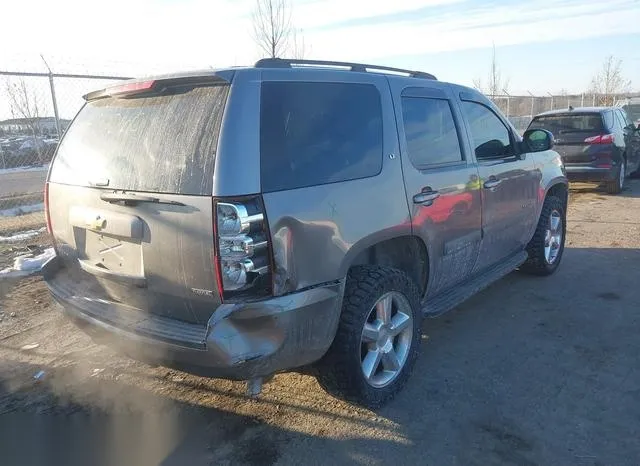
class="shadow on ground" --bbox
[569,178,640,199]
[1,247,639,466]
[0,358,404,466]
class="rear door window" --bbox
[260,82,383,192]
[401,97,463,168]
[50,84,229,195]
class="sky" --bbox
[1,0,639,119]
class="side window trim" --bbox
[399,94,467,170]
[459,98,518,161]
[401,86,448,99]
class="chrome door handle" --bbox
[483,178,502,189]
[413,191,440,205]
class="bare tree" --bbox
[4,78,44,162]
[252,0,292,58]
[473,44,509,99]
[5,79,42,134]
[252,0,308,59]
[589,55,631,106]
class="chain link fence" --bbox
[492,92,633,134]
[1,71,128,262]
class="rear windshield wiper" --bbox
[100,192,186,206]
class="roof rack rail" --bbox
[254,58,437,80]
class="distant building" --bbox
[0,117,71,137]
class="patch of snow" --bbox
[0,203,44,217]
[13,248,55,272]
[0,227,46,243]
[0,164,49,175]
[0,247,55,278]
[0,268,32,278]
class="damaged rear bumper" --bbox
[43,255,343,380]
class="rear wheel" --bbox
[521,195,566,276]
[605,160,626,194]
[316,266,422,408]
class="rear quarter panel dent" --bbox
[263,172,411,295]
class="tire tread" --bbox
[521,195,566,276]
[316,265,422,408]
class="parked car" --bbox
[42,59,568,407]
[16,136,57,165]
[527,107,640,194]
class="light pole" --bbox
[547,92,554,111]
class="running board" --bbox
[422,251,528,318]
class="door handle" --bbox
[413,190,440,205]
[483,178,502,189]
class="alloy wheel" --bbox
[544,209,563,265]
[360,291,414,388]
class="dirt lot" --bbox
[1,180,639,466]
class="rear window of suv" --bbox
[49,84,229,195]
[260,81,383,192]
[528,113,605,135]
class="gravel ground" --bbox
[0,179,639,466]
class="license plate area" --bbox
[81,230,143,277]
[69,206,145,281]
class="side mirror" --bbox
[522,129,554,152]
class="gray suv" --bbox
[43,59,568,407]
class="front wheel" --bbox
[521,195,566,276]
[315,266,422,408]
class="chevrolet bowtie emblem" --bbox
[88,216,107,231]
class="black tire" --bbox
[605,160,625,194]
[315,266,422,408]
[521,195,566,276]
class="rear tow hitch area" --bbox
[245,375,274,398]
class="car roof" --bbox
[98,58,440,90]
[534,107,613,117]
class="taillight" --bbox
[44,182,52,234]
[106,80,155,97]
[44,182,58,253]
[585,134,614,144]
[214,197,272,301]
